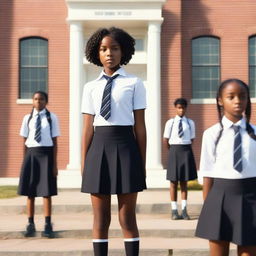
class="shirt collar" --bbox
[175,115,185,121]
[33,108,46,117]
[222,115,246,130]
[95,67,126,81]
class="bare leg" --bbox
[170,181,178,201]
[180,181,188,200]
[209,240,230,256]
[43,197,52,217]
[118,193,139,256]
[91,194,111,239]
[27,197,35,217]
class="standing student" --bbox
[18,91,60,238]
[196,79,256,255]
[163,98,197,220]
[81,27,146,256]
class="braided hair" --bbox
[214,78,256,156]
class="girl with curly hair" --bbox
[81,27,147,256]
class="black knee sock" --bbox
[45,216,51,225]
[93,240,108,256]
[124,238,139,256]
[28,217,34,224]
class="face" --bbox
[33,93,47,111]
[218,82,248,123]
[175,104,186,117]
[99,36,122,75]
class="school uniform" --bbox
[81,67,147,194]
[18,108,60,197]
[163,115,197,181]
[195,116,256,246]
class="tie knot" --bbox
[103,74,119,82]
[232,125,240,133]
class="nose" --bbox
[106,48,112,56]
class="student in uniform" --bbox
[81,27,147,256]
[18,91,60,238]
[163,98,197,220]
[196,79,256,255]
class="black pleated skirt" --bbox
[166,144,197,181]
[196,177,256,246]
[81,126,146,194]
[18,147,57,197]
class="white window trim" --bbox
[16,99,33,104]
[190,98,216,104]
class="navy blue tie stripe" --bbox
[178,119,184,138]
[100,74,119,120]
[233,125,242,172]
[34,114,41,143]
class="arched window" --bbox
[192,36,220,98]
[249,36,256,97]
[19,37,48,99]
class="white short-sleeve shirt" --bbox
[20,108,60,147]
[81,67,146,126]
[163,115,195,145]
[199,116,256,179]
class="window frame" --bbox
[19,36,48,100]
[191,36,221,100]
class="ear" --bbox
[218,97,223,106]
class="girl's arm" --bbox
[133,109,147,176]
[203,177,213,200]
[163,138,170,150]
[23,138,27,158]
[81,114,94,175]
[52,137,58,177]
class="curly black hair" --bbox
[174,98,188,107]
[85,27,135,66]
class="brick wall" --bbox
[161,0,256,168]
[0,0,69,177]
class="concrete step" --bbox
[0,213,198,239]
[0,189,203,215]
[0,237,237,256]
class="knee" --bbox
[94,212,111,231]
[119,212,137,231]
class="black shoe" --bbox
[171,210,180,220]
[24,223,36,237]
[42,223,54,238]
[181,207,190,220]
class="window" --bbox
[192,37,220,98]
[19,37,48,99]
[135,39,144,51]
[249,36,256,97]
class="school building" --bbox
[0,0,256,188]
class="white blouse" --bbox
[163,115,195,145]
[20,108,60,147]
[81,67,146,126]
[199,116,256,179]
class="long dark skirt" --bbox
[81,126,146,194]
[166,144,197,181]
[18,147,57,197]
[195,177,256,246]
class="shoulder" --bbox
[186,118,194,125]
[121,71,143,85]
[248,123,256,132]
[203,123,222,138]
[165,118,174,126]
[22,113,31,122]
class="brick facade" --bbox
[1,0,256,177]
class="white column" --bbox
[146,21,163,170]
[67,22,84,170]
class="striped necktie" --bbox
[232,125,242,172]
[100,74,119,120]
[34,113,41,143]
[178,119,184,138]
